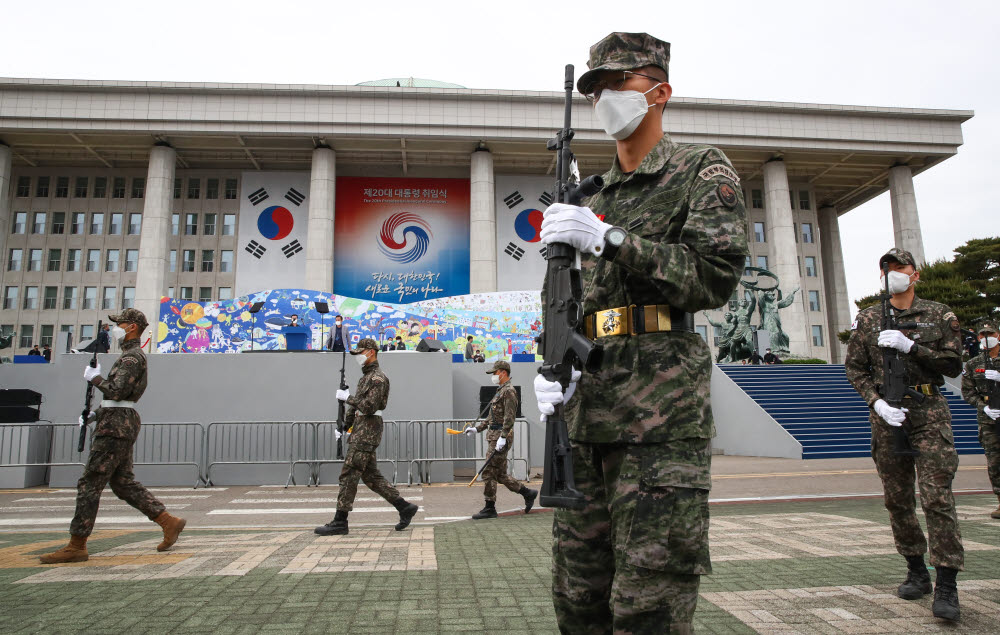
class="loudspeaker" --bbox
[248,301,265,314]
[479,386,523,418]
[0,389,42,423]
[314,302,329,314]
[416,338,448,352]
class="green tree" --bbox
[952,237,1000,320]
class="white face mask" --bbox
[336,321,342,327]
[111,325,127,344]
[594,84,662,140]
[881,270,914,295]
[354,352,369,367]
[981,336,999,349]
[491,374,501,385]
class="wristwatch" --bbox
[601,226,627,261]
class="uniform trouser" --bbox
[70,436,166,538]
[336,444,400,512]
[482,436,522,502]
[870,398,964,570]
[552,440,712,635]
[979,423,1000,495]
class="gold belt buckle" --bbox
[594,306,628,337]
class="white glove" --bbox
[334,429,342,440]
[83,364,102,381]
[464,426,479,437]
[534,374,562,421]
[878,330,914,354]
[540,203,613,256]
[563,369,582,404]
[336,389,350,402]
[78,411,95,426]
[495,437,507,451]
[873,399,909,427]
[984,369,1000,382]
[984,406,1000,421]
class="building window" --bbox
[16,177,30,197]
[812,325,824,347]
[102,287,117,310]
[180,287,193,300]
[40,325,54,347]
[695,324,708,344]
[728,290,739,312]
[222,213,236,236]
[83,287,97,310]
[3,287,17,310]
[74,177,89,198]
[12,212,26,234]
[47,249,62,272]
[199,287,212,302]
[23,286,39,310]
[105,249,120,272]
[185,213,198,235]
[225,178,238,199]
[55,177,69,198]
[19,325,34,349]
[71,212,85,234]
[125,249,138,272]
[121,287,135,309]
[751,189,763,209]
[799,190,811,210]
[753,222,765,243]
[182,250,195,272]
[28,249,42,272]
[713,325,722,347]
[93,177,107,198]
[187,178,200,199]
[756,255,768,270]
[51,212,65,234]
[67,249,81,272]
[32,212,46,234]
[805,256,817,277]
[220,250,233,273]
[808,290,821,311]
[131,177,145,199]
[43,286,58,310]
[169,250,177,273]
[201,250,214,272]
[171,213,180,236]
[86,249,100,272]
[218,287,233,301]
[802,222,814,243]
[109,212,123,235]
[80,324,94,340]
[59,324,74,348]
[111,177,126,199]
[173,178,182,199]
[128,213,142,235]
[8,248,23,271]
[204,213,217,236]
[63,286,77,310]
[36,176,50,197]
[742,256,752,277]
[206,178,219,200]
[90,212,104,235]
[167,286,174,298]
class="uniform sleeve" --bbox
[94,356,143,400]
[961,360,986,411]
[909,312,963,377]
[347,375,389,415]
[501,388,517,436]
[845,316,879,407]
[609,149,748,312]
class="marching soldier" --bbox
[315,338,419,535]
[845,247,964,621]
[960,321,1000,519]
[465,360,538,519]
[40,308,186,563]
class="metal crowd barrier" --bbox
[202,421,298,487]
[132,422,206,487]
[404,418,531,485]
[0,422,92,472]
[286,420,401,487]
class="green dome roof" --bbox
[357,77,466,88]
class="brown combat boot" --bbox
[153,511,186,551]
[991,496,1000,519]
[39,535,88,564]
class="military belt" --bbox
[100,400,137,408]
[584,304,694,340]
[908,384,938,397]
[488,424,503,430]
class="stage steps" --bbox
[718,364,983,459]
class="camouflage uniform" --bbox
[959,325,1000,498]
[71,310,166,538]
[552,33,748,634]
[476,368,522,502]
[844,252,964,571]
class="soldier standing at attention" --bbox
[315,338,419,536]
[845,248,964,621]
[960,321,1000,519]
[40,308,186,564]
[465,360,538,519]
[533,33,748,633]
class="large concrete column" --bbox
[469,149,496,293]
[135,144,176,348]
[763,159,808,356]
[305,146,335,292]
[0,144,11,272]
[888,165,927,266]
[818,205,852,363]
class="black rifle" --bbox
[537,64,604,509]
[880,266,920,456]
[336,351,348,459]
[469,447,498,486]
[78,319,102,452]
[976,346,1000,434]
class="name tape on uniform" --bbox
[698,164,740,184]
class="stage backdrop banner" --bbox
[235,171,311,296]
[334,177,470,303]
[494,174,555,292]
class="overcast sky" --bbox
[4,0,996,319]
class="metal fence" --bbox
[404,418,531,485]
[287,420,402,487]
[132,422,206,487]
[0,422,90,470]
[202,421,298,487]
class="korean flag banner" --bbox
[494,174,555,292]
[235,172,310,296]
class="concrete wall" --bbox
[710,365,803,459]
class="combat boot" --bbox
[897,555,932,600]
[932,567,960,621]
[472,501,498,520]
[39,535,88,564]
[153,511,187,551]
[519,486,538,514]
[315,510,349,536]
[393,498,419,531]
[991,496,1000,519]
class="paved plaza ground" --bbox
[1,456,998,633]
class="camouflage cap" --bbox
[485,360,511,374]
[878,248,916,269]
[107,307,148,333]
[350,338,378,354]
[578,32,670,95]
[977,322,998,335]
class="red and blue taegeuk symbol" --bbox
[377,213,433,264]
[514,209,543,243]
[256,205,294,241]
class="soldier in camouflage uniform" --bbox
[315,338,418,536]
[960,321,1000,519]
[533,32,748,634]
[465,360,538,519]
[40,308,186,564]
[845,248,963,621]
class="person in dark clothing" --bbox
[43,344,52,362]
[28,345,41,356]
[326,315,349,352]
[394,336,406,350]
[97,325,111,353]
[763,348,778,364]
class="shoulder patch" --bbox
[717,183,738,208]
[850,319,858,331]
[698,164,740,184]
[120,357,137,366]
